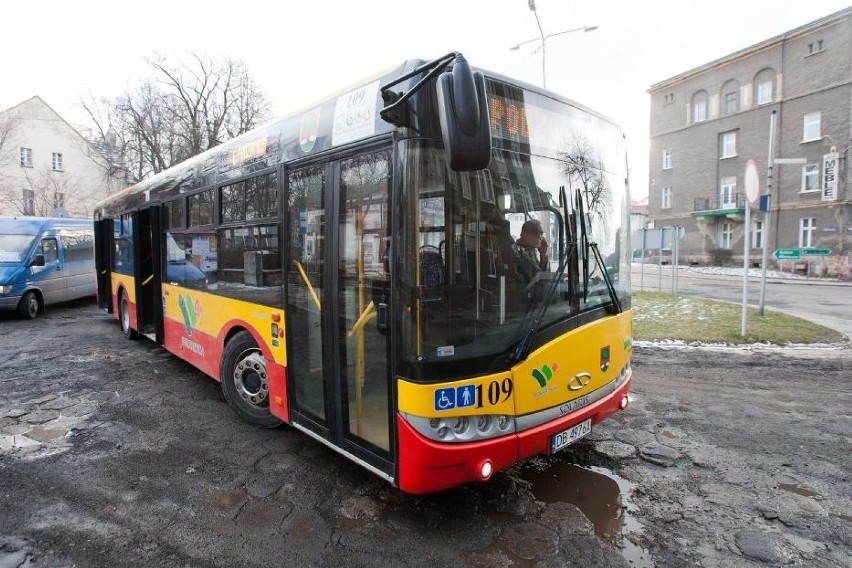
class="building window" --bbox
[724,92,738,114]
[720,131,737,159]
[802,112,821,142]
[693,100,707,123]
[54,192,65,209]
[661,187,672,209]
[52,152,64,171]
[720,222,733,249]
[757,80,773,105]
[808,40,825,54]
[799,218,816,248]
[23,189,34,215]
[801,164,819,192]
[721,80,739,115]
[662,149,672,170]
[720,176,737,207]
[20,147,32,167]
[752,220,764,249]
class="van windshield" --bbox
[0,234,36,263]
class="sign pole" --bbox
[743,160,761,338]
[741,201,751,337]
[759,110,777,316]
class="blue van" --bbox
[0,217,96,318]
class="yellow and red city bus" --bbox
[93,53,633,494]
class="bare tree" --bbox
[81,52,270,181]
[558,135,613,236]
[0,165,86,217]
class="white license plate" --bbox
[551,418,592,453]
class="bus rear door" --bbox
[132,206,164,342]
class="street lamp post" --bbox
[510,0,597,89]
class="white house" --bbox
[0,96,126,218]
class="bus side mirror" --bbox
[436,55,491,171]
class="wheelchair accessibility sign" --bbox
[434,385,476,411]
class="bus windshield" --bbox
[399,82,630,371]
[0,234,36,263]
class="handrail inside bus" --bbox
[347,301,377,337]
[292,260,322,312]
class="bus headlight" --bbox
[402,412,517,443]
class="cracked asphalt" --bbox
[1,299,850,567]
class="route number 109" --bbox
[476,378,513,408]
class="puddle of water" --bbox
[520,462,653,568]
[26,427,68,443]
[778,483,822,499]
[0,434,41,449]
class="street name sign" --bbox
[773,249,800,260]
[802,248,831,256]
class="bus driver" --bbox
[515,219,549,285]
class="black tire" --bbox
[17,291,39,319]
[220,331,282,428]
[119,289,138,340]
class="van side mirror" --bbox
[31,254,45,267]
[436,55,492,171]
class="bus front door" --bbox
[286,148,394,479]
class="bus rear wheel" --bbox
[119,290,138,340]
[17,291,39,319]
[220,331,282,429]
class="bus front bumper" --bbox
[396,370,632,494]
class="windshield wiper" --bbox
[589,242,622,314]
[576,187,590,302]
[576,186,621,314]
[508,246,573,363]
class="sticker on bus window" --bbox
[332,80,379,146]
[436,345,454,357]
[299,108,321,153]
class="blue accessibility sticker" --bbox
[434,388,456,411]
[456,385,476,408]
[434,385,477,411]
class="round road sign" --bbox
[745,160,760,206]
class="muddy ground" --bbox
[1,300,850,567]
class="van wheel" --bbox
[119,290,138,340]
[220,331,282,429]
[17,291,39,319]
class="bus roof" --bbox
[95,57,624,217]
[94,59,424,216]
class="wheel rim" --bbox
[233,350,269,407]
[121,295,130,332]
[26,294,38,318]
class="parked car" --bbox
[0,217,96,318]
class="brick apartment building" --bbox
[648,7,852,278]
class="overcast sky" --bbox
[2,0,850,199]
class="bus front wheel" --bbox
[119,290,138,340]
[220,331,282,429]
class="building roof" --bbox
[648,6,852,92]
[0,95,109,162]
